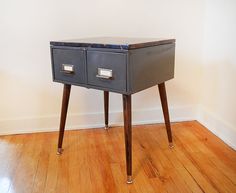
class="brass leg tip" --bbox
[169,142,174,149]
[105,124,109,130]
[127,175,133,184]
[57,148,63,155]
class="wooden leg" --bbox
[122,94,133,184]
[158,82,173,148]
[57,84,71,155]
[104,91,109,130]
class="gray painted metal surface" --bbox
[52,47,86,85]
[50,41,175,94]
[87,51,127,92]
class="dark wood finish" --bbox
[57,84,71,153]
[158,82,173,145]
[122,94,132,181]
[50,37,175,50]
[104,91,109,129]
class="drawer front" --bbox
[87,51,127,92]
[52,48,86,84]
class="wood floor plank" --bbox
[72,130,94,193]
[67,130,80,193]
[31,133,51,193]
[150,123,224,193]
[43,133,60,193]
[173,123,236,193]
[0,136,20,193]
[93,131,117,193]
[142,126,204,193]
[135,130,178,193]
[191,122,236,170]
[178,122,236,185]
[112,163,139,193]
[0,121,235,193]
[7,134,42,193]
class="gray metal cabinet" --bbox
[50,37,176,184]
[51,38,175,94]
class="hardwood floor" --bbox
[0,121,236,193]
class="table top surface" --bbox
[50,37,175,50]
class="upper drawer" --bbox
[51,47,86,85]
[87,51,127,92]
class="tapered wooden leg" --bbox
[158,82,173,148]
[104,91,109,130]
[57,84,71,155]
[122,94,133,184]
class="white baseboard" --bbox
[197,106,236,150]
[0,105,196,135]
[1,105,235,150]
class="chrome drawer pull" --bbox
[96,68,113,79]
[61,64,74,74]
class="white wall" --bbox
[0,0,205,133]
[1,0,235,148]
[199,0,236,148]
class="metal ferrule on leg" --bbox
[169,142,174,149]
[127,175,133,184]
[57,148,63,155]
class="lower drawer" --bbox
[87,51,127,92]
